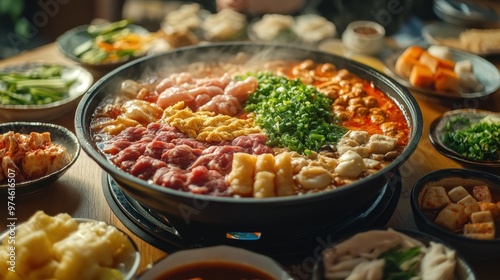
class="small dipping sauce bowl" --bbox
[341,20,385,55]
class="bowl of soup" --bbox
[411,168,500,262]
[75,42,422,241]
[137,245,292,280]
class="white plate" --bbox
[383,46,500,99]
[422,22,500,56]
[0,62,93,121]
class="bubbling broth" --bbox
[90,55,410,198]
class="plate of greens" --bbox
[0,62,93,121]
[56,19,158,69]
[429,108,500,167]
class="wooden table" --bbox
[1,43,499,279]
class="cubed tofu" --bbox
[463,222,495,240]
[395,45,425,78]
[471,211,494,223]
[419,52,440,73]
[434,67,459,93]
[401,45,425,59]
[409,63,434,88]
[455,59,473,75]
[428,45,453,60]
[395,55,419,78]
[434,203,469,232]
[436,57,455,70]
[448,186,469,203]
[420,186,451,210]
[457,195,481,216]
[478,202,500,219]
[473,185,492,202]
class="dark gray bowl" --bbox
[75,42,422,242]
[0,122,81,195]
[411,168,500,262]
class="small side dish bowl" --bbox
[429,109,500,167]
[341,20,385,55]
[312,228,475,280]
[56,22,151,70]
[0,211,140,280]
[0,122,81,194]
[411,168,500,262]
[137,245,292,280]
[0,62,93,122]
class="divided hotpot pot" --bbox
[75,42,422,243]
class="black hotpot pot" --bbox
[75,42,422,245]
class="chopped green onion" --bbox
[243,72,347,155]
[443,116,500,161]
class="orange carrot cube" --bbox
[409,63,434,88]
[434,67,459,92]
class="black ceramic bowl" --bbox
[75,42,422,242]
[411,168,500,262]
[312,228,476,280]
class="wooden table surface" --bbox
[1,42,499,279]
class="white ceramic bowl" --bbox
[137,245,293,279]
[0,62,93,122]
[341,21,385,55]
[0,215,140,280]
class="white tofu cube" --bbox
[447,186,469,203]
[473,186,492,203]
[434,203,469,232]
[471,211,494,224]
[457,195,481,216]
[463,222,495,240]
[420,186,451,210]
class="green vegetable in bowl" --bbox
[443,115,500,161]
[243,72,347,155]
[0,65,75,105]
